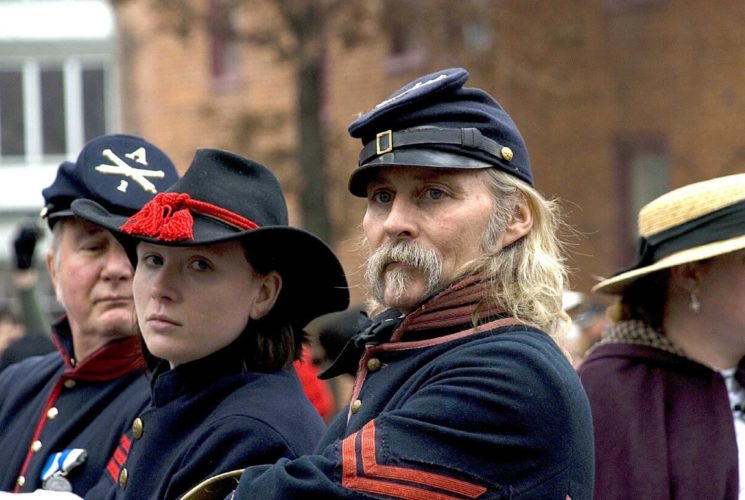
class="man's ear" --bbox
[45,249,62,302]
[249,271,282,320]
[500,196,533,248]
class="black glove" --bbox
[13,225,39,270]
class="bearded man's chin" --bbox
[381,269,430,312]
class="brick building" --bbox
[6,0,741,309]
[115,0,745,306]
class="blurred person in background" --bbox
[579,173,745,499]
[0,306,26,360]
[306,305,365,416]
[571,302,608,365]
[0,134,179,495]
[0,223,56,370]
[563,299,609,368]
[292,344,336,421]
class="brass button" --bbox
[132,418,144,439]
[16,476,25,487]
[47,407,59,420]
[31,440,42,452]
[63,379,76,389]
[500,146,513,162]
[119,468,128,488]
[351,399,362,414]
[366,358,381,372]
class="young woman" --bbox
[68,148,349,499]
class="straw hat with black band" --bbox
[593,173,745,296]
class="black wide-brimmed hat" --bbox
[347,67,532,197]
[71,148,349,329]
[593,173,745,295]
[41,133,180,228]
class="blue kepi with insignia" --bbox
[347,67,532,196]
[41,134,180,228]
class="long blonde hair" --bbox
[459,169,572,339]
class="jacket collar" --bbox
[52,316,145,381]
[149,339,250,406]
[321,276,505,379]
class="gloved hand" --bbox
[13,225,40,270]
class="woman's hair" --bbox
[234,242,305,371]
[608,270,669,332]
[139,241,304,372]
[459,168,572,339]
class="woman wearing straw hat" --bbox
[64,149,349,499]
[578,173,745,500]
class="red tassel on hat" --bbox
[120,194,167,237]
[120,192,259,242]
[120,193,195,241]
[158,209,194,241]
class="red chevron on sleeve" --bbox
[341,420,487,499]
[106,434,132,481]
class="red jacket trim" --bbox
[342,421,486,499]
[12,382,64,492]
[105,434,132,481]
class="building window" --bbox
[41,67,66,155]
[615,137,669,262]
[0,58,109,165]
[461,21,493,51]
[603,0,668,14]
[384,22,427,74]
[82,67,106,143]
[0,70,24,157]
[629,152,669,223]
[208,0,241,89]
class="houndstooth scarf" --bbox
[592,319,687,358]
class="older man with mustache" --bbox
[185,67,595,500]
[0,135,178,496]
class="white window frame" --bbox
[0,55,113,164]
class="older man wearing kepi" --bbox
[184,67,594,500]
[0,134,179,495]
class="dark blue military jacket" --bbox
[232,310,595,499]
[86,342,326,500]
[0,317,149,494]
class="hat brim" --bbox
[348,148,492,197]
[44,209,74,228]
[593,233,745,295]
[72,198,350,328]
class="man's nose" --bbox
[382,198,419,240]
[102,243,133,282]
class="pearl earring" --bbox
[689,289,700,313]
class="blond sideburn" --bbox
[460,169,572,340]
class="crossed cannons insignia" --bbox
[95,147,166,194]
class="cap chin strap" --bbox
[359,126,513,167]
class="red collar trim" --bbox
[66,336,145,381]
